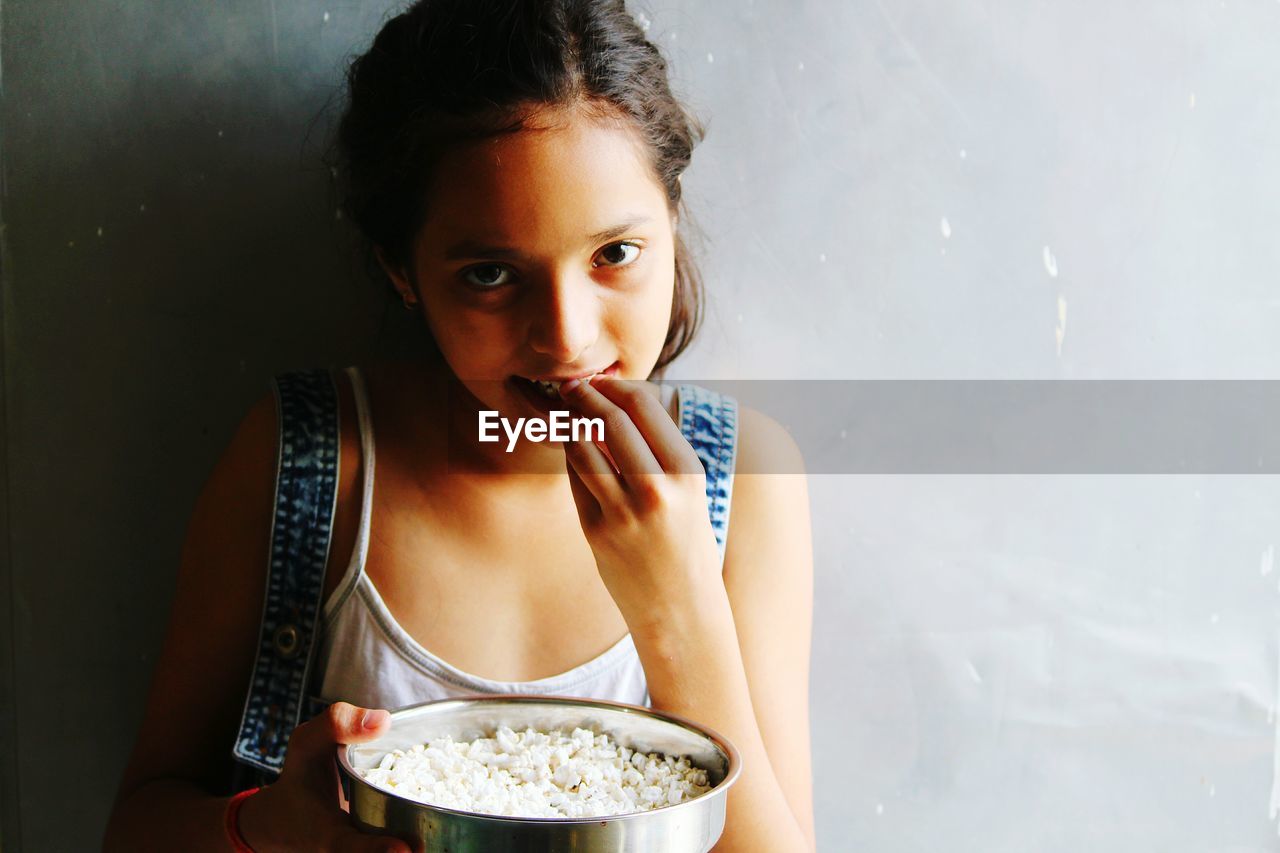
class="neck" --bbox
[379,355,576,491]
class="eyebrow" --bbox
[442,216,654,261]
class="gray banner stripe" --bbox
[676,380,1280,474]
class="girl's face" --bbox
[381,105,677,424]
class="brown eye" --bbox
[462,265,513,288]
[595,242,641,268]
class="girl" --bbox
[104,1,814,850]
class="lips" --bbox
[512,363,619,399]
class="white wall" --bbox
[650,0,1280,848]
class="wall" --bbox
[2,0,1278,849]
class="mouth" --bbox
[510,363,620,400]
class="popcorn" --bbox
[358,725,713,818]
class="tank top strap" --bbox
[674,383,740,567]
[316,365,376,622]
[230,367,341,781]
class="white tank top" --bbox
[314,365,687,712]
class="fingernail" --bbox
[361,709,389,731]
[559,377,582,395]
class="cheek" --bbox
[419,296,514,371]
[609,257,677,350]
[643,248,679,329]
[644,279,676,336]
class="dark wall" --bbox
[0,2,426,847]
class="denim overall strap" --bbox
[231,368,341,777]
[675,384,740,566]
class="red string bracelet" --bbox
[224,786,262,852]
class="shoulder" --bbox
[732,404,806,477]
[723,404,810,579]
[251,366,365,606]
[671,385,797,471]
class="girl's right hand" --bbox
[236,701,413,853]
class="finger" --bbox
[316,703,392,746]
[558,377,662,478]
[289,702,390,781]
[587,377,702,474]
[563,449,603,526]
[563,431,626,510]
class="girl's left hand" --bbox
[558,374,722,632]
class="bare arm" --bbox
[103,379,405,853]
[556,374,816,853]
[103,391,279,850]
[635,407,816,853]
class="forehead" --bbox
[419,108,669,250]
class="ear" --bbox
[374,245,418,304]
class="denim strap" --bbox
[675,384,740,565]
[231,368,340,776]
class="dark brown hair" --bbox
[328,0,707,374]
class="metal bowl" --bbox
[336,695,741,853]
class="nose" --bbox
[525,272,600,363]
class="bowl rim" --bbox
[335,693,742,825]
